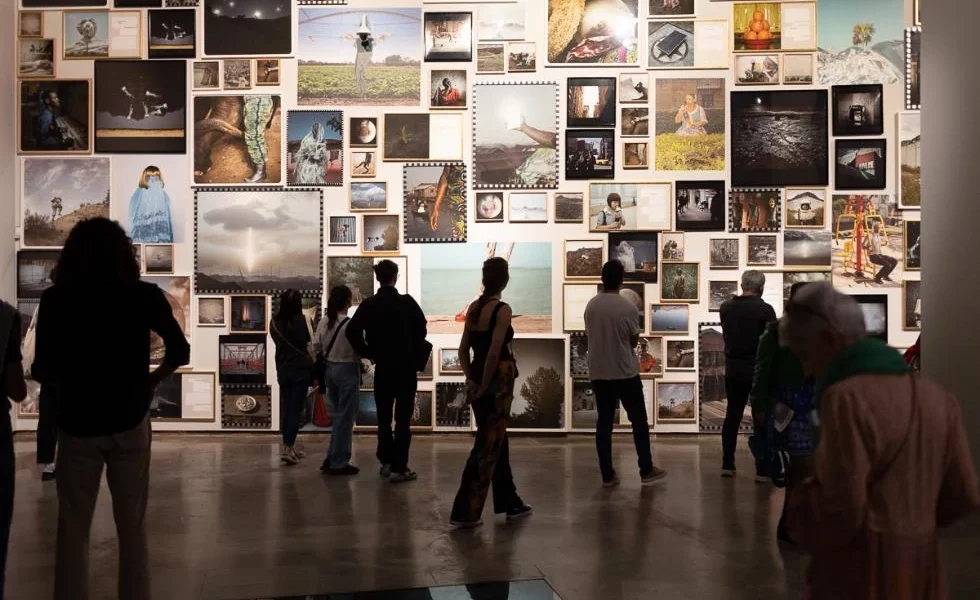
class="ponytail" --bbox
[326,285,352,329]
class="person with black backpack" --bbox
[346,260,428,483]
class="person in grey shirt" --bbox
[584,260,667,488]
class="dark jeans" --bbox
[279,379,308,447]
[1,414,13,600]
[374,365,417,473]
[723,374,753,470]
[869,253,897,282]
[37,385,57,464]
[592,376,653,482]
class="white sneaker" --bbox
[281,447,299,466]
[380,464,392,478]
[389,470,418,483]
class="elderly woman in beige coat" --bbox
[779,283,979,600]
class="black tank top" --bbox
[469,301,514,383]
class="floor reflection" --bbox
[256,578,560,599]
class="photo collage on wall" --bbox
[10,0,920,435]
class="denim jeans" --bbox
[591,376,653,482]
[324,362,360,469]
[279,379,309,447]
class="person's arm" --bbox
[3,313,27,403]
[312,317,328,357]
[430,166,449,231]
[147,287,191,388]
[514,119,557,148]
[937,392,980,527]
[674,106,686,124]
[473,304,512,399]
[345,302,372,359]
[459,327,473,387]
[748,326,778,423]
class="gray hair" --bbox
[778,282,867,348]
[740,269,766,294]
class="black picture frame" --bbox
[114,0,162,7]
[147,8,196,59]
[835,139,887,190]
[608,231,660,283]
[565,129,615,180]
[218,334,268,385]
[94,60,187,153]
[832,84,884,136]
[674,180,726,232]
[203,0,293,56]
[730,90,829,187]
[567,77,617,127]
[22,0,107,5]
[423,12,473,62]
[854,294,889,342]
[16,250,60,299]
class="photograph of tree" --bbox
[509,338,565,430]
[817,0,904,85]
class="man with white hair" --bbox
[719,270,776,478]
[779,282,980,599]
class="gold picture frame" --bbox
[360,214,401,256]
[349,181,388,212]
[563,239,605,280]
[62,10,143,61]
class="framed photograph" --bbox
[439,348,463,375]
[904,220,921,271]
[141,275,192,366]
[589,182,672,232]
[472,82,559,189]
[906,27,921,109]
[661,232,685,261]
[562,284,595,332]
[619,73,649,103]
[660,262,700,303]
[403,163,467,243]
[855,294,889,342]
[782,270,830,302]
[20,11,44,37]
[656,381,697,424]
[424,12,472,62]
[700,322,748,432]
[350,151,377,178]
[255,59,280,86]
[192,61,220,90]
[143,244,174,274]
[747,234,778,266]
[649,0,695,17]
[709,239,740,269]
[193,95,282,185]
[19,38,55,79]
[708,280,738,312]
[285,110,343,186]
[831,194,902,289]
[329,215,357,246]
[147,8,195,59]
[546,0,638,65]
[94,60,186,154]
[731,90,828,187]
[362,214,401,256]
[477,2,525,41]
[733,2,816,52]
[350,118,378,148]
[622,142,649,169]
[114,0,164,6]
[554,192,584,223]
[382,113,463,162]
[476,43,506,73]
[153,371,217,422]
[567,77,616,127]
[17,250,60,299]
[609,232,659,283]
[21,0,107,5]
[785,188,826,228]
[782,53,813,84]
[223,59,251,90]
[509,192,548,223]
[420,353,434,381]
[636,336,664,378]
[653,78,726,171]
[203,0,292,56]
[898,112,920,208]
[63,10,142,60]
[21,157,110,247]
[429,70,467,109]
[435,382,473,431]
[649,303,689,335]
[229,295,268,334]
[605,283,646,330]
[648,20,731,70]
[566,129,615,180]
[621,107,649,137]
[783,230,832,268]
[729,188,781,232]
[816,0,903,85]
[903,280,921,331]
[832,85,884,136]
[734,54,779,85]
[665,340,696,371]
[569,333,589,379]
[197,296,226,327]
[350,181,387,212]
[475,192,505,223]
[132,243,143,272]
[674,180,726,232]
[18,80,91,154]
[221,384,272,429]
[507,42,536,72]
[835,139,887,190]
[564,239,604,280]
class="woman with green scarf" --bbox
[779,283,979,600]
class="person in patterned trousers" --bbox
[243,95,275,183]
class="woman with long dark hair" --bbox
[270,289,315,466]
[313,286,361,475]
[31,217,190,600]
[449,257,532,527]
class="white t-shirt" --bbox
[583,292,640,381]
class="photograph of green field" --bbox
[298,64,420,106]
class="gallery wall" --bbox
[9,0,922,435]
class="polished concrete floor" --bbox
[7,434,980,600]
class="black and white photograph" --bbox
[729,188,781,232]
[731,90,829,187]
[835,139,887,190]
[782,271,830,302]
[619,73,649,103]
[783,230,832,267]
[569,333,589,378]
[906,27,920,109]
[509,338,565,430]
[565,129,615,180]
[661,232,685,261]
[350,117,378,147]
[782,53,814,85]
[147,8,196,59]
[665,339,696,371]
[554,192,584,223]
[567,78,616,127]
[571,381,606,429]
[905,220,921,271]
[19,80,91,154]
[832,84,884,136]
[424,12,473,62]
[785,188,826,228]
[734,54,779,85]
[19,39,55,79]
[903,280,921,331]
[855,295,889,341]
[63,10,141,60]
[746,234,778,266]
[564,240,603,279]
[477,2,525,40]
[674,181,726,232]
[435,382,471,430]
[221,385,271,429]
[439,348,463,375]
[192,61,220,90]
[708,281,738,312]
[204,0,293,56]
[509,192,548,223]
[649,0,695,17]
[144,244,174,274]
[17,250,59,299]
[609,232,659,283]
[507,42,536,72]
[329,215,357,246]
[223,59,251,90]
[709,239,739,269]
[197,296,226,326]
[647,20,695,69]
[94,60,187,154]
[475,192,504,223]
[621,107,649,137]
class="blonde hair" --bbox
[138,166,164,189]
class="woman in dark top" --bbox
[31,218,189,600]
[450,257,531,527]
[270,289,315,466]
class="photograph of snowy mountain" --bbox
[817,0,904,85]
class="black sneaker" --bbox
[326,465,360,476]
[41,470,56,482]
[641,466,667,485]
[450,517,483,529]
[721,466,736,478]
[506,504,533,521]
